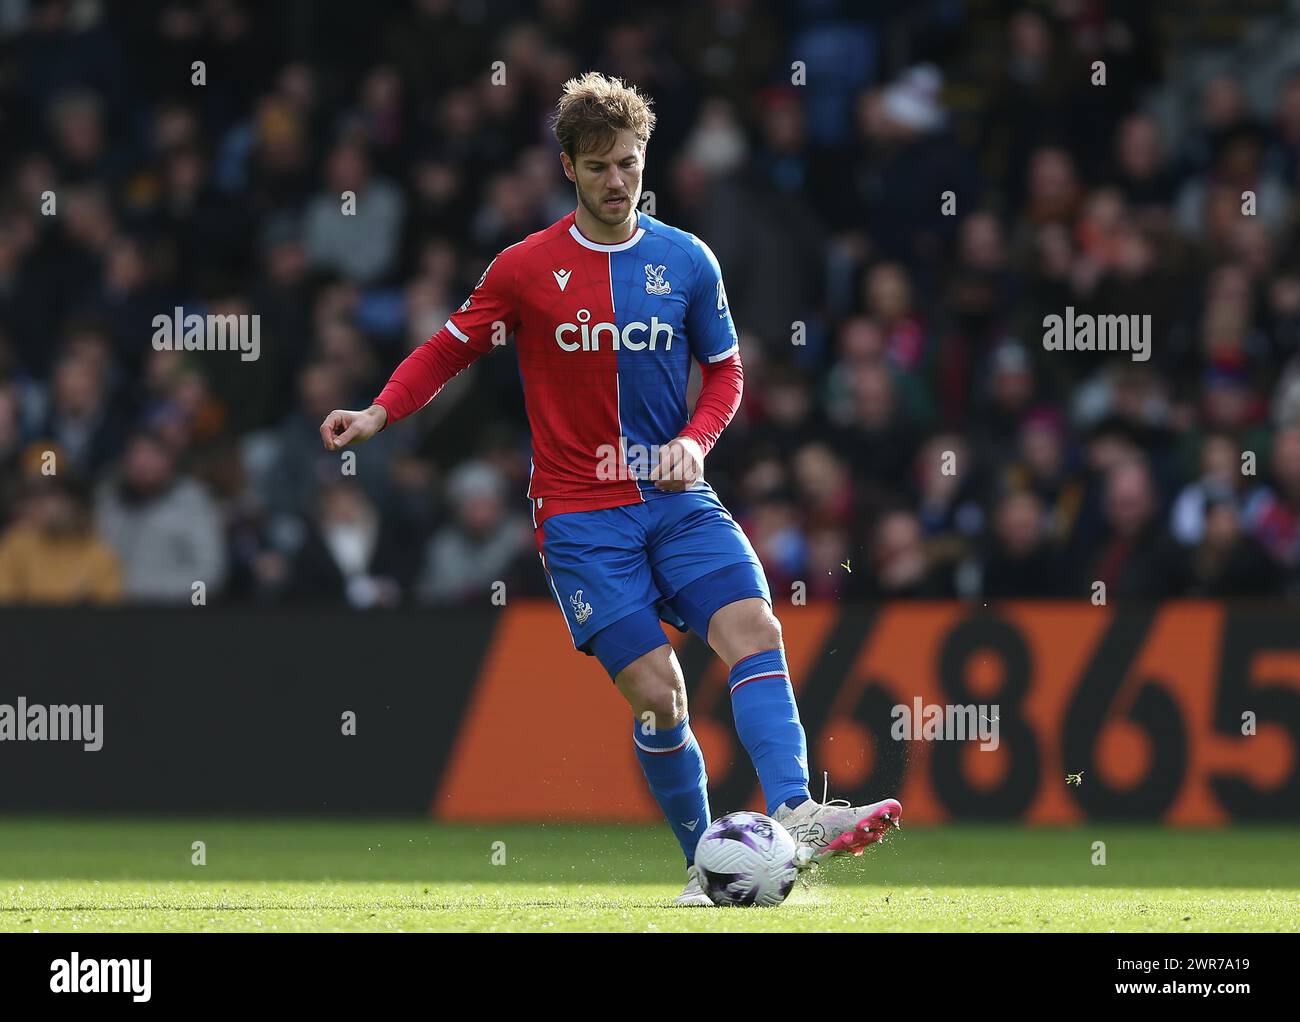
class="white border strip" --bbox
[569,222,645,252]
[633,733,690,755]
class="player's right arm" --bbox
[320,251,520,450]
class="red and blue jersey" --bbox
[374,210,743,527]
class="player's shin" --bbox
[631,717,711,864]
[728,649,812,815]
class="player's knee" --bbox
[625,678,687,727]
[615,648,688,726]
[710,598,783,666]
[747,610,782,659]
[762,609,783,648]
[637,682,686,729]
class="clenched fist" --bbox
[649,435,704,492]
[320,404,388,450]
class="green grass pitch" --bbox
[1,818,1297,932]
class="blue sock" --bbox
[632,717,711,865]
[729,649,812,815]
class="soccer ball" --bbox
[695,811,799,907]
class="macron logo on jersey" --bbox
[555,309,674,352]
[553,268,571,292]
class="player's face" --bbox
[564,129,643,232]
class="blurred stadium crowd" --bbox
[3,0,1300,607]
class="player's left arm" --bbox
[652,239,744,492]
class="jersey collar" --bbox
[568,211,646,252]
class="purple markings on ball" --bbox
[701,870,759,907]
[705,821,765,854]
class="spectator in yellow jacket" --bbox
[0,475,122,604]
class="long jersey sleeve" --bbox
[374,328,485,424]
[678,353,743,457]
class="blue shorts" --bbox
[534,488,771,680]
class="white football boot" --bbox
[774,797,902,869]
[672,864,717,907]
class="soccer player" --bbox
[320,72,901,905]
